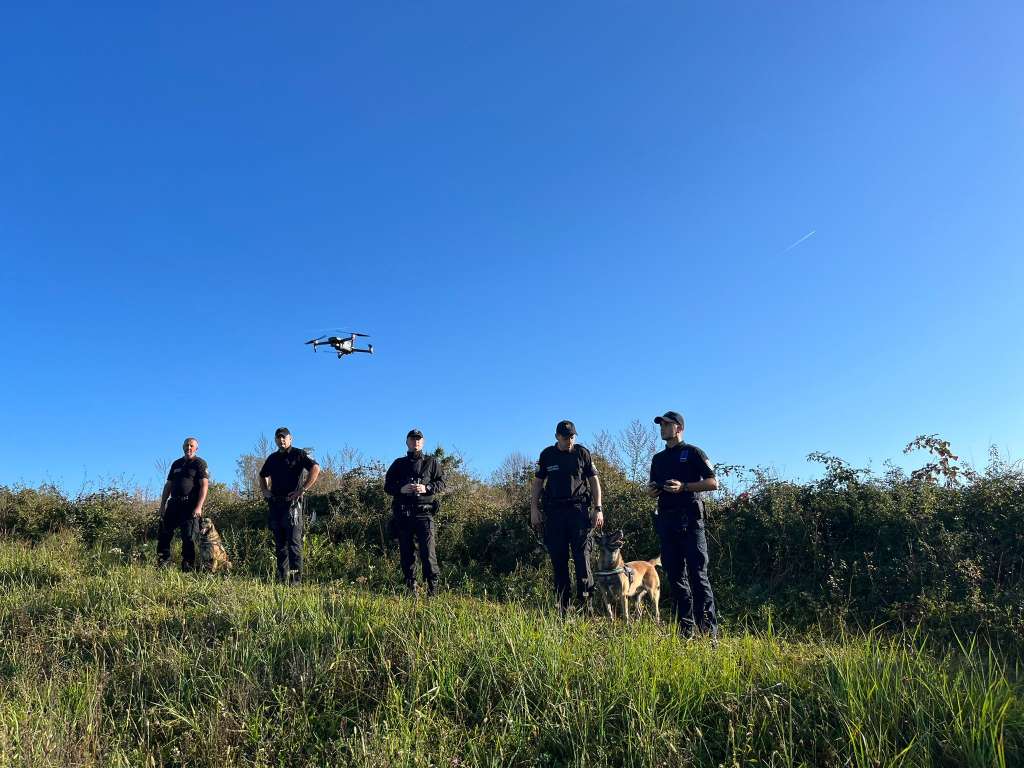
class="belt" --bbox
[169,495,192,502]
[546,498,587,508]
[397,503,434,514]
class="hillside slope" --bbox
[0,537,1020,767]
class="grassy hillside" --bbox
[4,437,1023,648]
[1,537,1020,767]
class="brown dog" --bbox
[594,529,660,622]
[192,517,232,573]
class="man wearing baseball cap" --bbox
[384,428,447,596]
[647,411,719,638]
[258,427,321,584]
[531,419,604,615]
[156,436,209,571]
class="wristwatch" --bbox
[594,505,603,513]
[681,482,688,492]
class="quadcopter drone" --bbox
[305,332,373,359]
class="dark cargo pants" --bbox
[157,497,197,571]
[395,511,439,593]
[268,498,303,584]
[656,509,718,636]
[543,501,594,612]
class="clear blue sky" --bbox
[2,2,1021,493]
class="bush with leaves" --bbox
[3,433,1022,646]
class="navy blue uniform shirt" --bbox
[167,456,209,498]
[649,442,715,515]
[535,444,597,502]
[259,448,317,496]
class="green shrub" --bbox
[3,438,1022,644]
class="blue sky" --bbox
[2,2,1021,493]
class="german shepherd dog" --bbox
[594,529,660,622]
[192,517,232,573]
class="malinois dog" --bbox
[594,529,660,622]
[192,517,232,573]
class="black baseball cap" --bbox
[555,420,576,437]
[274,426,291,437]
[407,428,424,439]
[654,411,685,428]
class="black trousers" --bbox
[268,498,303,584]
[543,502,594,611]
[656,511,718,635]
[157,498,197,571]
[395,512,439,591]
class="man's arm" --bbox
[258,458,273,499]
[193,478,209,517]
[288,463,320,502]
[158,481,172,515]
[588,475,604,529]
[384,460,404,497]
[646,457,662,498]
[424,459,446,498]
[530,477,544,530]
[663,477,719,493]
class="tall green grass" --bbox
[1,537,1020,767]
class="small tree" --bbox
[235,434,271,498]
[617,419,658,483]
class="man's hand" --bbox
[287,489,304,502]
[193,507,203,518]
[412,483,427,494]
[400,483,418,494]
[262,490,273,501]
[530,506,543,532]
[592,509,605,529]
[662,479,683,494]
[646,481,661,499]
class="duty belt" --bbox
[545,498,587,513]
[397,503,433,516]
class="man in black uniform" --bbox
[258,427,320,584]
[647,410,719,637]
[384,429,446,596]
[531,420,604,614]
[157,437,209,571]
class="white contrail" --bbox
[783,229,816,253]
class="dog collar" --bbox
[596,565,636,586]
